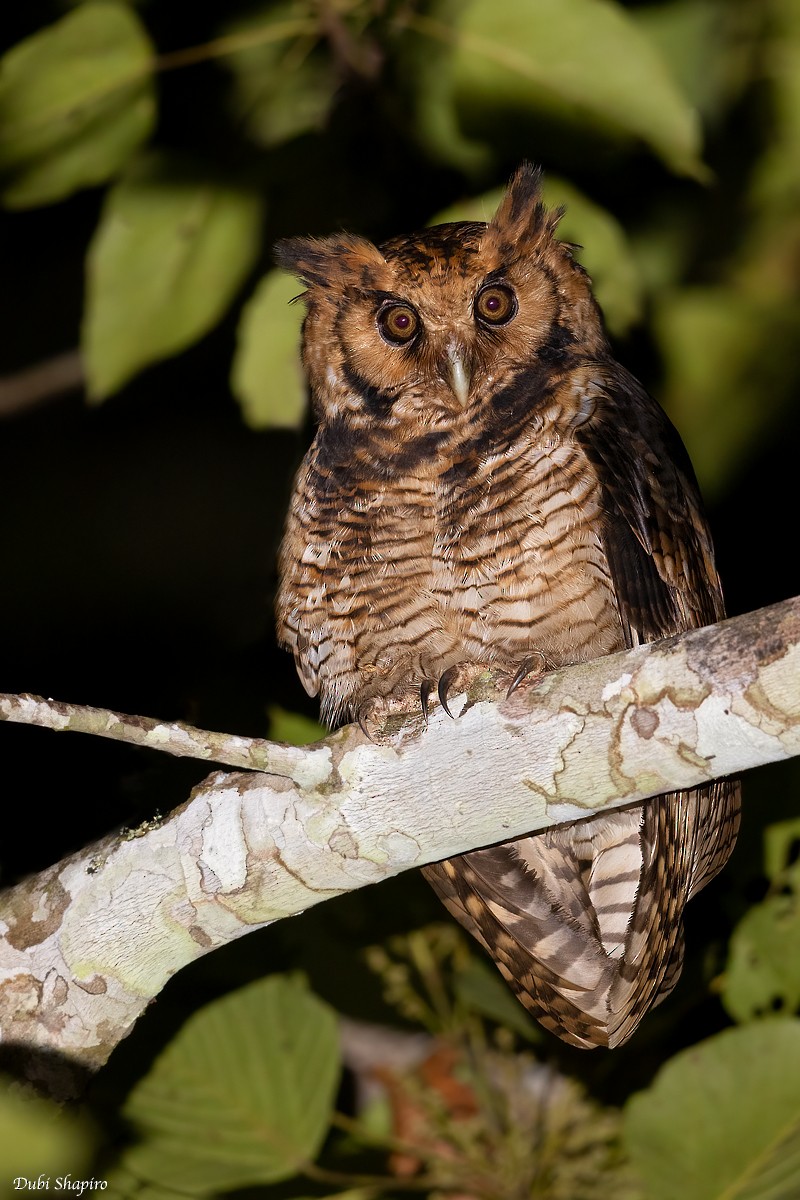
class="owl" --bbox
[274,163,741,1049]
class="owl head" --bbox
[275,163,608,437]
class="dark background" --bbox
[1,0,798,1101]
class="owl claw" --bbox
[507,652,548,697]
[420,679,434,725]
[357,703,374,740]
[437,666,460,718]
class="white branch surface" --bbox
[1,596,798,1095]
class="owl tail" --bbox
[423,780,739,1049]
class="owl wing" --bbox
[577,362,723,639]
[276,451,377,725]
[578,365,742,893]
[579,366,740,1035]
[424,364,740,1049]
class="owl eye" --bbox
[377,303,420,346]
[475,283,517,327]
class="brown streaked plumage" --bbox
[275,164,740,1049]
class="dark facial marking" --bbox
[486,361,560,436]
[314,414,355,477]
[392,431,451,472]
[340,362,397,418]
[536,321,578,365]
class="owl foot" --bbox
[356,662,505,740]
[356,691,427,743]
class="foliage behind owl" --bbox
[275,164,740,1049]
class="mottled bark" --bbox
[1,596,798,1097]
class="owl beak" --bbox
[446,345,471,406]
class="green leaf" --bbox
[83,152,264,399]
[723,889,800,1023]
[0,1078,94,1180]
[454,956,541,1042]
[122,974,340,1194]
[222,4,336,149]
[750,0,800,210]
[545,179,644,335]
[231,270,307,429]
[625,1019,800,1200]
[103,1166,184,1200]
[411,0,705,177]
[765,818,800,883]
[393,0,491,174]
[633,0,757,125]
[653,287,800,497]
[288,1194,373,1200]
[433,175,644,335]
[0,3,155,208]
[268,704,325,746]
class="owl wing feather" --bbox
[424,365,741,1049]
[580,363,722,635]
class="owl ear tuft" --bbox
[274,234,386,292]
[274,237,333,289]
[484,162,563,257]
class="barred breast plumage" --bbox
[275,163,740,1048]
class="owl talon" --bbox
[420,679,435,725]
[437,666,460,718]
[357,703,375,740]
[507,652,549,697]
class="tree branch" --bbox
[1,596,798,1097]
[0,350,84,418]
[0,693,306,774]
